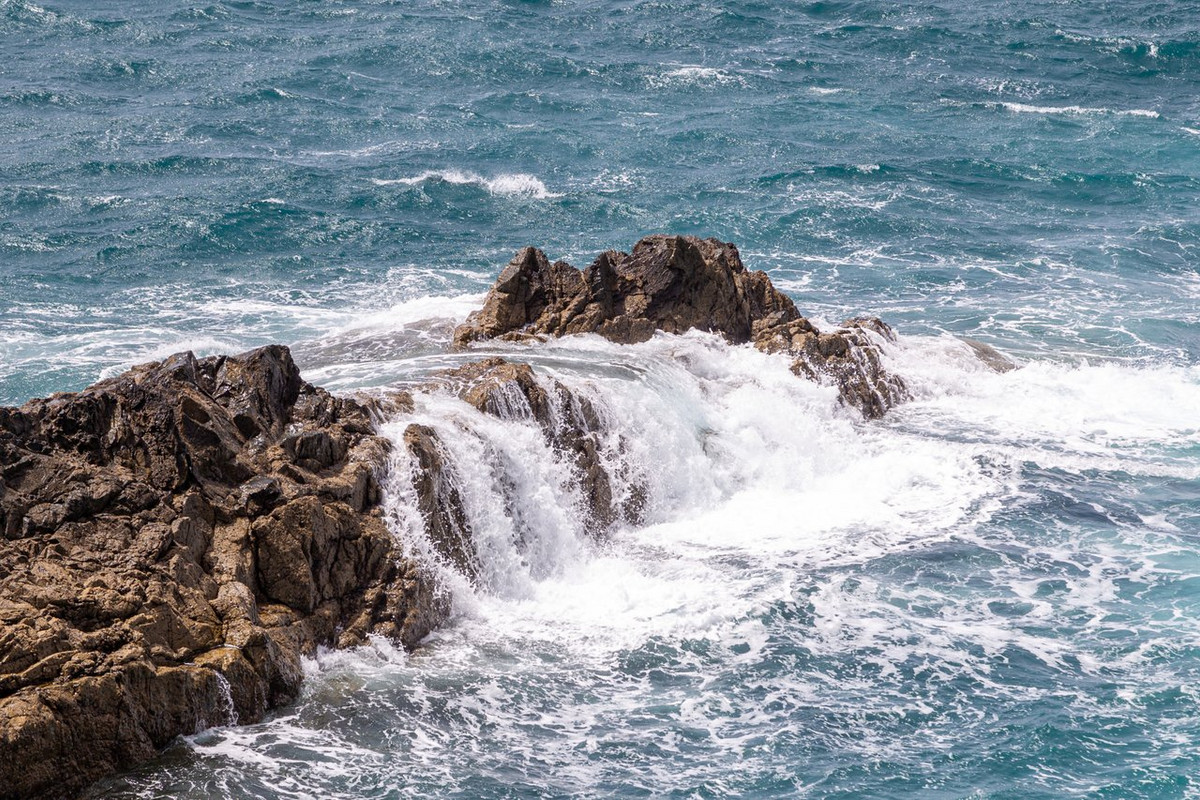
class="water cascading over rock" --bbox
[1,235,921,799]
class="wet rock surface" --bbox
[400,357,644,582]
[453,234,910,418]
[962,338,1018,373]
[0,346,443,800]
[1,236,926,798]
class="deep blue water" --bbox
[3,1,1200,798]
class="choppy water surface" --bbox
[3,1,1199,797]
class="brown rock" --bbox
[453,235,909,418]
[962,338,1018,373]
[402,423,477,580]
[0,345,443,799]
[777,318,910,420]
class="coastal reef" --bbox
[1,235,923,798]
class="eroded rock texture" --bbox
[0,346,443,800]
[453,234,909,418]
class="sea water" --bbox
[2,1,1199,797]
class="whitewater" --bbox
[1,0,1198,796]
[82,309,1200,798]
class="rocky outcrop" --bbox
[453,234,909,418]
[755,315,909,420]
[0,237,932,797]
[0,346,443,800]
[400,358,643,581]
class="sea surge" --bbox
[92,323,1200,798]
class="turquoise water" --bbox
[3,1,1200,797]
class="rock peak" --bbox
[454,234,909,418]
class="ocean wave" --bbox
[372,170,561,199]
[995,102,1160,118]
[646,65,746,89]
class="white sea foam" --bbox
[157,328,1200,793]
[365,329,1200,662]
[892,335,1200,473]
[647,65,745,89]
[372,170,561,199]
[589,169,639,193]
[86,194,128,207]
[375,332,1003,643]
[997,102,1160,118]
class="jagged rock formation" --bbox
[0,236,930,798]
[401,357,643,581]
[0,346,443,800]
[453,234,909,418]
[0,346,648,799]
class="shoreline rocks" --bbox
[453,234,910,418]
[0,234,956,798]
[0,346,443,800]
[0,348,642,799]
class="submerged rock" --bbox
[453,234,909,418]
[0,346,443,800]
[961,337,1018,373]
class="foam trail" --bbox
[996,102,1160,118]
[372,170,561,198]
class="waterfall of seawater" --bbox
[380,331,991,604]
[95,330,1200,798]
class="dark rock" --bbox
[0,346,443,800]
[454,235,909,418]
[443,358,641,534]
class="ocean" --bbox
[3,0,1199,796]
